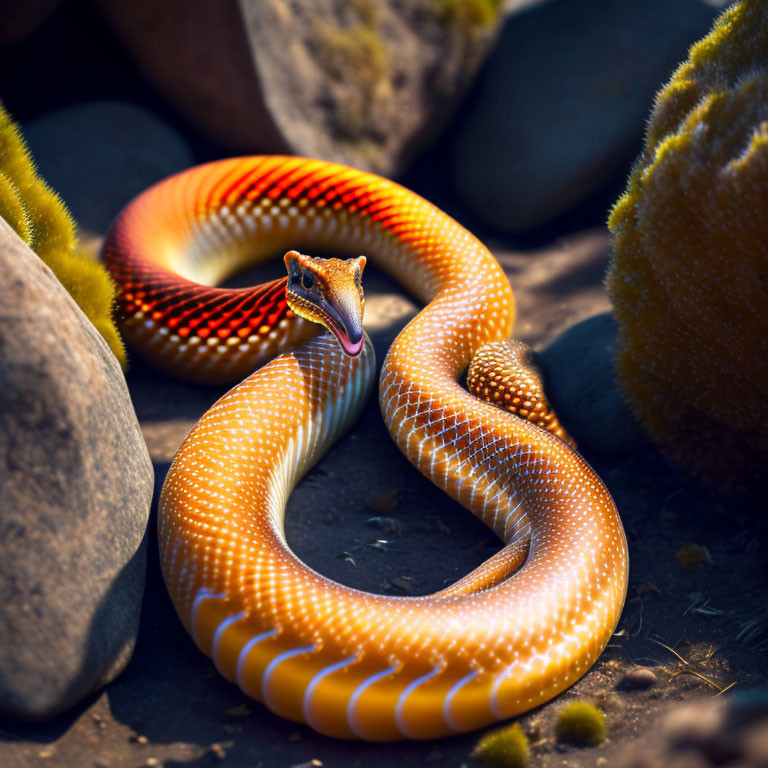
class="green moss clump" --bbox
[0,170,32,243]
[0,102,126,368]
[315,11,392,140]
[554,701,606,746]
[471,722,529,767]
[442,0,504,32]
[317,23,389,95]
[606,0,768,490]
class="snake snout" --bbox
[323,288,364,356]
[284,251,367,357]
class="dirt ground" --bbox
[2,209,767,767]
[1,4,767,764]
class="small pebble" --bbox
[389,576,415,593]
[621,668,658,690]
[208,743,227,761]
[675,542,712,570]
[130,734,149,745]
[366,489,399,515]
[367,516,400,534]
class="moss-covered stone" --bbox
[0,171,31,245]
[441,0,504,34]
[554,701,607,746]
[607,0,768,491]
[0,102,125,367]
[471,722,529,767]
[314,7,392,141]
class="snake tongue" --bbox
[335,329,364,356]
[323,294,364,357]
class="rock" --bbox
[727,689,768,728]
[675,542,712,570]
[451,0,726,233]
[0,0,63,44]
[661,701,726,749]
[615,695,768,768]
[537,312,649,455]
[620,667,658,690]
[0,218,153,720]
[22,101,192,253]
[606,0,768,494]
[93,0,501,175]
[366,516,401,535]
[744,723,768,766]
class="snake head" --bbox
[283,250,367,356]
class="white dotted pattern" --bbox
[109,157,629,741]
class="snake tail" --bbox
[103,156,629,740]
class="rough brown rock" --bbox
[94,0,500,175]
[0,217,153,720]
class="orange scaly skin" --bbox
[103,157,628,740]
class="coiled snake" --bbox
[102,156,628,741]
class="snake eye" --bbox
[288,259,301,284]
[301,271,316,290]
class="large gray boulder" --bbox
[0,217,153,720]
[23,101,192,254]
[452,0,727,233]
[537,312,649,455]
[93,0,500,175]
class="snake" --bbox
[102,156,628,741]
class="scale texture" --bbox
[102,156,628,740]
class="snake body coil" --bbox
[103,156,628,741]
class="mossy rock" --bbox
[607,0,768,491]
[554,701,607,746]
[471,722,529,767]
[0,102,125,368]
